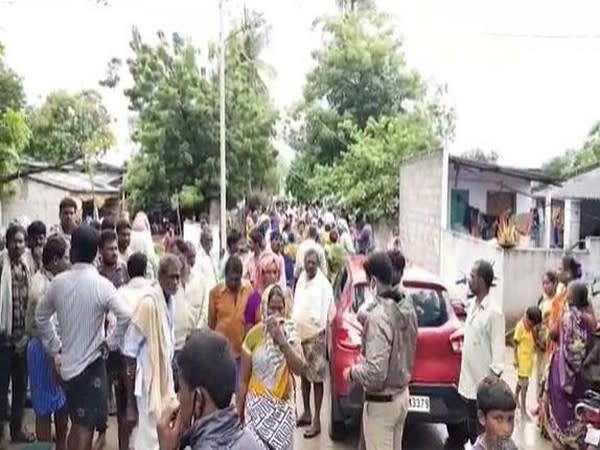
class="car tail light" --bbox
[338,327,361,350]
[585,409,600,427]
[449,334,464,353]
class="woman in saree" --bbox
[244,251,289,333]
[533,271,558,416]
[237,285,306,450]
[540,257,581,437]
[545,281,596,449]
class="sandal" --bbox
[303,426,321,439]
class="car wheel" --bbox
[328,378,347,441]
[446,422,469,446]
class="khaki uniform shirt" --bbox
[350,291,418,396]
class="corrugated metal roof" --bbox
[450,155,560,184]
[536,165,600,199]
[27,169,120,194]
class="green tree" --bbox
[311,112,439,221]
[238,7,275,97]
[26,90,115,162]
[286,4,422,198]
[0,43,31,188]
[123,21,278,212]
[286,2,450,215]
[542,122,600,177]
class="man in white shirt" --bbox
[295,226,328,280]
[458,260,505,445]
[36,225,131,450]
[292,249,334,439]
[193,228,217,290]
[123,254,179,450]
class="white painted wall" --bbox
[0,179,66,228]
[440,230,505,306]
[399,151,444,275]
[440,231,600,327]
[563,199,581,248]
[447,164,534,217]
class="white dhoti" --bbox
[133,396,159,450]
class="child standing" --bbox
[473,376,518,450]
[513,305,542,418]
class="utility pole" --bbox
[219,0,227,252]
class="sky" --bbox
[2,0,600,168]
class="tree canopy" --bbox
[121,18,279,212]
[0,43,30,190]
[26,89,115,162]
[285,3,453,220]
[542,122,600,178]
[0,41,115,188]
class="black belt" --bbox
[365,393,394,403]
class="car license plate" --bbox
[408,395,430,413]
[585,427,600,445]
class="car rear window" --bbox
[353,285,448,328]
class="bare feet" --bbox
[92,432,107,450]
[10,428,35,443]
[296,412,311,427]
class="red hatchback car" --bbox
[327,255,468,442]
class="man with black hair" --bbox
[247,228,267,289]
[459,259,506,444]
[116,219,132,263]
[387,250,406,288]
[54,197,78,241]
[123,254,179,450]
[269,230,287,289]
[208,256,253,392]
[25,220,47,274]
[344,252,417,450]
[0,223,33,445]
[101,216,116,232]
[25,235,70,449]
[354,211,374,255]
[36,225,131,450]
[156,329,264,450]
[219,229,243,279]
[98,230,129,289]
[97,230,131,449]
[114,250,153,439]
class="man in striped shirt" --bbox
[36,225,131,450]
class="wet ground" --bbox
[8,350,552,449]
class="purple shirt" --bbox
[244,292,261,332]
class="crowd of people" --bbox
[0,198,397,450]
[0,196,598,450]
[529,257,599,450]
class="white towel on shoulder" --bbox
[0,250,13,336]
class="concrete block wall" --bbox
[440,232,600,328]
[399,151,444,275]
[1,179,65,228]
